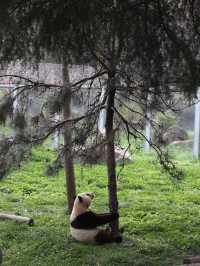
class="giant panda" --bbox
[70,192,122,244]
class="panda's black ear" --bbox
[78,196,83,202]
[73,195,76,201]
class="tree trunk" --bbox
[105,75,119,236]
[63,60,76,214]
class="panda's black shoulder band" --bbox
[71,211,119,229]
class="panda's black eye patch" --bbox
[86,193,92,197]
[78,196,83,202]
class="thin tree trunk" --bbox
[62,59,76,214]
[105,75,119,236]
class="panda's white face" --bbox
[70,192,95,221]
[76,192,95,208]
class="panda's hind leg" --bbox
[95,228,122,244]
[95,229,113,244]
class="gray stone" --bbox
[163,126,188,145]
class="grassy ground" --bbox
[1,146,200,266]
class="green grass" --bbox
[1,146,200,265]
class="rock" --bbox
[162,126,188,145]
[170,139,193,148]
[0,136,31,179]
[78,145,133,164]
[114,146,132,163]
[54,144,133,166]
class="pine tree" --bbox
[0,0,199,236]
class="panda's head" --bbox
[73,192,95,211]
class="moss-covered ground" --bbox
[1,146,200,266]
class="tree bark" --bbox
[105,74,119,236]
[63,60,76,214]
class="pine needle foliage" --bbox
[0,0,199,179]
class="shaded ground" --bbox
[0,146,200,266]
